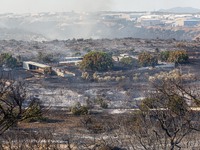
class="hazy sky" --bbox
[0,0,200,13]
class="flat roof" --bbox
[65,57,83,59]
[23,61,51,68]
[59,60,82,64]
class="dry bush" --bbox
[0,130,61,150]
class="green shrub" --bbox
[71,102,89,115]
[80,51,113,71]
[168,50,189,63]
[100,102,108,109]
[138,52,158,67]
[96,98,108,109]
[0,53,18,68]
[120,56,138,68]
[23,101,43,122]
[159,51,170,62]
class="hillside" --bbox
[0,12,199,41]
[159,7,200,13]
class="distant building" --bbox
[175,18,200,27]
[175,18,185,26]
[140,19,163,27]
[59,57,83,65]
[184,20,200,27]
[23,61,52,74]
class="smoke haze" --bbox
[71,0,113,12]
[0,0,113,13]
[1,0,200,13]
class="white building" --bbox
[59,57,83,65]
[23,61,52,74]
[140,19,163,26]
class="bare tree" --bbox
[123,69,200,150]
[0,78,43,135]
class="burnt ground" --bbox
[0,53,199,110]
[0,38,200,120]
[0,38,200,149]
[5,108,200,150]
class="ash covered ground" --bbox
[1,38,199,110]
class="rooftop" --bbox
[23,61,51,68]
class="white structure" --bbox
[23,61,52,74]
[59,57,83,65]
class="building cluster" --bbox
[138,14,200,27]
[23,56,83,77]
[101,12,200,27]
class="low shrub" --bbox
[71,102,89,115]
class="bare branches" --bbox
[0,79,43,135]
[133,69,200,149]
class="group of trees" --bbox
[80,51,140,72]
[79,49,189,72]
[138,50,189,67]
[159,50,189,63]
[0,49,188,71]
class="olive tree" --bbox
[80,51,113,71]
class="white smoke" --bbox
[0,0,114,40]
[61,0,114,39]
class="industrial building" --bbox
[184,20,200,27]
[175,18,200,27]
